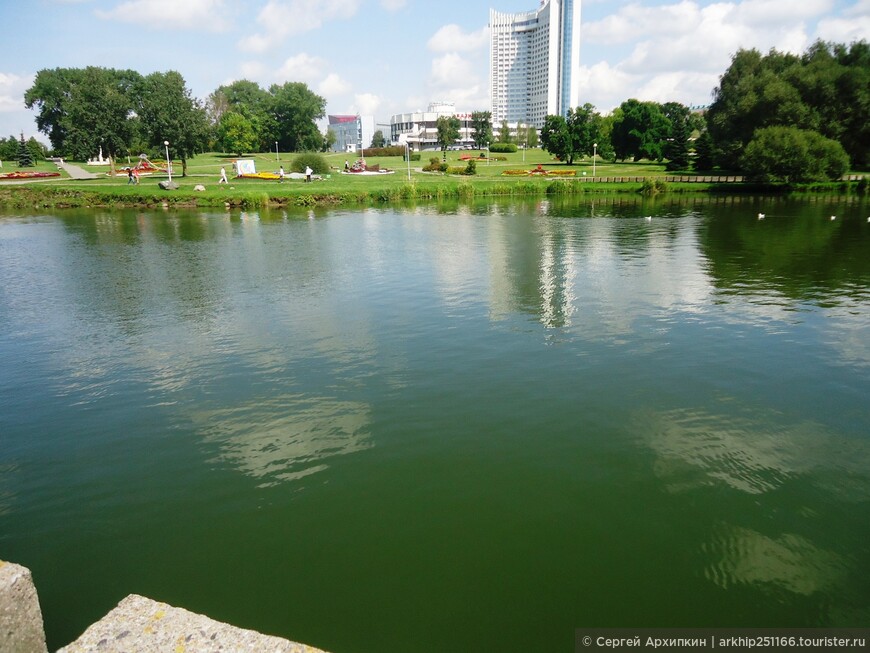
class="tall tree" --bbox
[470,111,493,151]
[610,99,670,162]
[269,82,326,152]
[136,71,209,176]
[539,114,572,163]
[215,112,258,156]
[25,67,142,160]
[693,130,716,171]
[665,113,691,171]
[498,119,513,144]
[17,133,34,167]
[435,115,460,161]
[370,130,386,148]
[540,104,602,165]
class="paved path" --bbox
[58,161,98,179]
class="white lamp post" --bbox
[275,141,279,161]
[592,142,597,178]
[164,140,171,182]
[405,141,411,182]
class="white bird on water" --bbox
[757,213,765,220]
[830,215,837,221]
[645,216,652,221]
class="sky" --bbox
[1,0,869,144]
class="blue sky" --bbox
[2,0,868,144]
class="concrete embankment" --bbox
[1,559,329,653]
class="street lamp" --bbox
[405,141,411,181]
[164,140,171,182]
[592,142,597,178]
[275,141,279,161]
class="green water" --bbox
[1,196,868,652]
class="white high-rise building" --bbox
[490,0,581,128]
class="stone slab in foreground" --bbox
[58,594,328,653]
[0,560,49,653]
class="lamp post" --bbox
[164,140,171,182]
[405,141,411,182]
[592,142,597,178]
[275,141,279,161]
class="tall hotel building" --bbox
[490,0,581,128]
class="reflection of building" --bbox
[389,102,476,151]
[328,114,375,153]
[490,0,581,127]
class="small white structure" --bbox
[86,146,111,166]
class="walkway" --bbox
[58,161,98,179]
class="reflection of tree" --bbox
[699,203,870,301]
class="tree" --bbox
[498,119,513,144]
[436,115,460,161]
[665,113,691,171]
[526,125,539,149]
[25,67,142,160]
[136,71,209,176]
[323,128,337,152]
[370,130,386,148]
[740,126,849,183]
[707,41,869,169]
[211,80,272,150]
[470,111,493,151]
[216,112,258,156]
[610,99,670,161]
[693,130,716,171]
[17,133,34,167]
[269,82,326,152]
[539,115,572,163]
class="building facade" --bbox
[389,102,476,151]
[490,0,581,128]
[328,114,375,153]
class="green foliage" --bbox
[136,70,209,176]
[539,104,603,164]
[693,130,716,171]
[323,128,337,152]
[270,82,326,152]
[25,66,142,160]
[17,134,35,167]
[640,178,668,195]
[465,159,477,175]
[498,119,513,144]
[290,152,329,175]
[611,99,670,162]
[423,157,448,172]
[740,126,850,183]
[363,146,405,157]
[707,40,870,169]
[471,111,493,150]
[436,116,461,156]
[216,112,258,156]
[665,114,691,171]
[370,130,386,148]
[489,142,518,153]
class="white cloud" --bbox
[239,61,266,80]
[96,0,229,31]
[732,0,833,27]
[380,0,406,10]
[0,72,33,113]
[275,53,327,83]
[817,7,870,43]
[319,73,351,96]
[427,24,489,53]
[239,0,362,53]
[352,93,382,116]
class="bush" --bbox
[422,157,448,173]
[363,146,406,157]
[489,142,518,153]
[640,178,668,195]
[291,153,329,175]
[740,126,850,183]
[404,152,421,162]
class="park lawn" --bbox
[0,158,70,178]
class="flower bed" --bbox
[238,172,281,180]
[0,171,61,180]
[501,167,576,177]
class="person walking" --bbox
[279,166,285,183]
[127,168,135,185]
[305,165,312,183]
[219,167,228,184]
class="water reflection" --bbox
[642,406,870,498]
[194,394,371,487]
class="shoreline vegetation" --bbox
[1,151,867,210]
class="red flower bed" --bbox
[0,170,61,180]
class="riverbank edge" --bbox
[1,560,330,653]
[1,178,866,210]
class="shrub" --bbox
[740,126,850,183]
[489,142,518,153]
[422,157,448,173]
[363,146,406,157]
[291,153,329,175]
[640,178,668,195]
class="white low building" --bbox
[390,102,477,151]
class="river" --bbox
[1,195,868,652]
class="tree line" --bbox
[24,68,326,175]
[467,40,867,182]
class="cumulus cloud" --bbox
[96,0,230,31]
[817,1,870,43]
[238,0,362,53]
[427,24,489,52]
[275,53,328,83]
[352,93,382,116]
[319,73,351,96]
[0,72,33,113]
[380,0,406,10]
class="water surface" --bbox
[1,196,868,652]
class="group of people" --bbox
[126,168,140,185]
